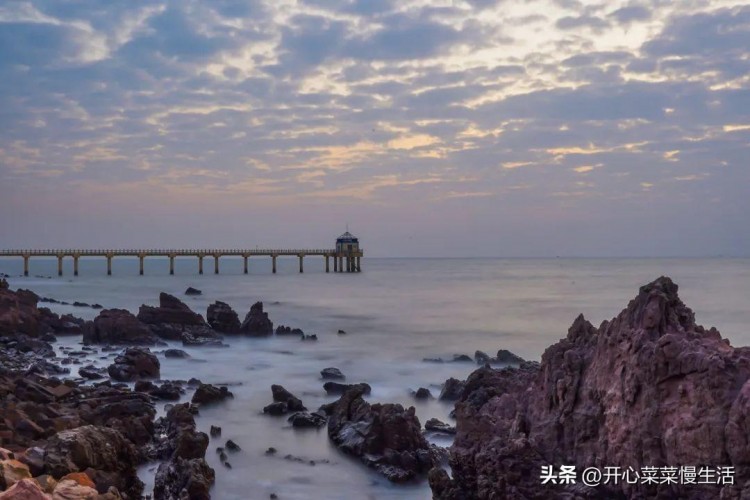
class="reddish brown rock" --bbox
[107,348,160,382]
[83,309,158,346]
[0,478,50,499]
[137,293,209,341]
[432,277,750,499]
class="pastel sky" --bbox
[1,0,748,257]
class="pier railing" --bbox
[0,248,363,276]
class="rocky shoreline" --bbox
[1,276,746,499]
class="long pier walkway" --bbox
[0,248,363,276]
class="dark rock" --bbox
[107,347,160,381]
[414,387,433,400]
[83,309,159,345]
[494,349,524,364]
[271,385,306,411]
[206,301,240,334]
[288,411,327,428]
[423,357,444,363]
[275,325,304,336]
[225,440,241,452]
[191,384,233,405]
[184,287,202,296]
[424,418,456,435]
[263,402,288,416]
[78,365,107,380]
[474,350,491,365]
[181,329,225,347]
[137,293,210,342]
[327,386,437,482]
[239,302,273,336]
[73,301,90,308]
[265,447,277,455]
[154,457,214,500]
[452,354,472,362]
[323,382,371,396]
[164,349,190,359]
[300,334,318,341]
[210,426,221,437]
[337,329,346,335]
[320,367,345,380]
[438,378,465,402]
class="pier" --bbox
[0,232,364,277]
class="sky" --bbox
[0,0,748,257]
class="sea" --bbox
[1,257,749,500]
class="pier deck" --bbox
[0,248,363,276]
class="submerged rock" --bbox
[184,287,202,296]
[323,382,371,396]
[275,325,304,336]
[270,385,306,412]
[424,418,456,435]
[327,386,437,482]
[288,411,327,429]
[413,387,433,400]
[432,276,750,499]
[320,367,345,380]
[191,384,234,405]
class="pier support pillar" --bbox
[214,255,220,274]
[325,255,329,273]
[23,255,29,277]
[338,256,343,273]
[73,255,79,276]
[169,255,175,275]
[107,255,112,276]
[333,255,338,272]
[243,256,248,274]
[198,255,203,275]
[272,255,277,274]
[139,255,145,276]
[356,256,361,272]
[299,255,304,273]
[57,255,63,276]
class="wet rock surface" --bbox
[239,302,273,336]
[327,386,437,482]
[107,347,160,382]
[206,302,240,334]
[432,277,750,499]
[191,384,234,406]
[83,309,159,346]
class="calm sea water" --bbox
[2,257,749,499]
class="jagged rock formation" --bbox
[107,348,160,382]
[431,277,750,499]
[137,293,217,343]
[83,309,159,345]
[239,302,273,336]
[206,302,240,334]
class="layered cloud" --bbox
[0,0,748,255]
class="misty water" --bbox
[2,257,750,499]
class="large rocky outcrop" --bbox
[239,302,273,336]
[137,293,216,342]
[83,309,159,345]
[432,277,750,499]
[327,386,436,482]
[206,302,240,334]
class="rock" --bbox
[163,349,189,359]
[275,325,304,336]
[452,354,472,362]
[424,418,456,435]
[300,334,317,341]
[413,388,432,400]
[327,386,436,482]
[0,478,49,500]
[107,348,160,381]
[184,287,202,296]
[77,365,107,380]
[239,302,273,336]
[323,382,371,396]
[52,478,100,499]
[34,474,57,494]
[180,331,224,347]
[337,329,346,335]
[494,349,524,364]
[270,385,306,412]
[265,447,277,455]
[153,457,214,500]
[134,381,182,401]
[225,440,240,452]
[0,459,31,490]
[206,301,240,334]
[191,384,233,406]
[320,367,345,380]
[137,293,209,341]
[288,412,327,429]
[473,350,491,365]
[83,309,159,345]
[41,425,142,499]
[263,402,288,416]
[432,276,750,499]
[438,378,465,401]
[210,426,221,437]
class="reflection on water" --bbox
[4,257,750,499]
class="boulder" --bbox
[323,382,371,396]
[239,302,273,336]
[275,325,304,336]
[206,302,240,334]
[184,287,202,296]
[191,384,233,406]
[77,365,107,380]
[288,412,327,429]
[320,367,345,380]
[153,457,214,500]
[424,418,456,435]
[413,388,432,400]
[432,277,750,499]
[0,478,50,500]
[137,293,207,341]
[83,309,158,345]
[270,385,306,412]
[0,459,31,490]
[107,348,160,381]
[263,402,288,416]
[438,378,465,402]
[163,349,189,359]
[327,386,436,482]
